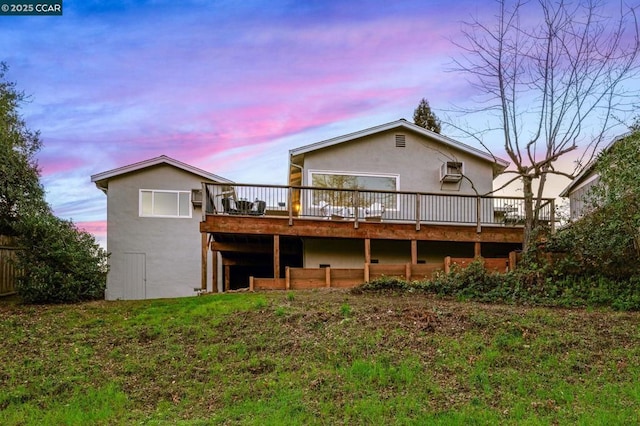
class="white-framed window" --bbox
[139,189,192,218]
[308,170,399,209]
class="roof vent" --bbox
[395,134,406,148]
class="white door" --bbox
[124,252,146,300]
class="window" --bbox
[140,190,192,218]
[309,171,399,209]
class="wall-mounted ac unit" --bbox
[440,161,463,183]
[191,189,203,206]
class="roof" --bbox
[91,155,232,193]
[559,132,631,197]
[289,119,510,176]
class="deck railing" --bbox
[203,183,555,231]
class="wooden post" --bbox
[411,239,418,264]
[224,264,231,292]
[509,251,517,272]
[364,263,370,283]
[201,233,208,291]
[476,196,482,233]
[274,235,280,279]
[249,276,254,292]
[550,199,556,233]
[287,187,293,226]
[405,263,411,281]
[444,256,451,274]
[325,267,331,288]
[474,241,481,258]
[211,249,218,293]
[285,266,290,290]
[364,238,371,264]
[353,190,359,229]
[415,193,421,231]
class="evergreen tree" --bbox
[413,98,442,133]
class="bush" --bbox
[354,259,640,311]
[14,213,108,303]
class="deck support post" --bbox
[364,238,371,264]
[273,235,280,279]
[474,241,481,258]
[224,264,231,292]
[201,233,208,291]
[411,239,418,264]
[211,248,219,293]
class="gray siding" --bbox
[105,164,210,300]
[301,129,494,195]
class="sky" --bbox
[2,0,638,246]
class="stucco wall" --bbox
[303,238,476,269]
[301,129,494,195]
[105,164,210,300]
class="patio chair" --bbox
[365,202,385,221]
[249,200,266,216]
[221,197,239,214]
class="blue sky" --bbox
[2,0,638,244]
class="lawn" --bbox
[1,290,638,425]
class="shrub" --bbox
[14,213,108,303]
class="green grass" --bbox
[1,290,639,424]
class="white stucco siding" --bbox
[106,164,209,300]
[301,129,495,195]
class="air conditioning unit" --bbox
[191,189,203,206]
[440,161,463,183]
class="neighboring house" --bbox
[560,133,629,221]
[91,155,231,300]
[201,119,549,290]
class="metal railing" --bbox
[203,183,555,230]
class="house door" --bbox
[124,252,146,300]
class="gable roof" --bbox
[91,155,232,193]
[559,132,631,197]
[290,119,510,172]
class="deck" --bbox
[199,183,554,290]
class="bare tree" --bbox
[451,0,640,251]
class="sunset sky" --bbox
[2,0,638,245]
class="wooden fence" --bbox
[0,235,19,296]
[248,255,516,291]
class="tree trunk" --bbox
[522,176,534,253]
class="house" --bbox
[201,119,555,290]
[91,155,232,300]
[559,132,630,221]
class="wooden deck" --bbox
[199,183,552,291]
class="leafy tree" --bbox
[548,126,640,279]
[0,63,108,303]
[452,0,640,252]
[0,63,48,235]
[14,214,108,303]
[413,98,441,133]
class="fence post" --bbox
[353,190,359,229]
[415,193,421,231]
[287,187,293,226]
[509,251,517,271]
[285,266,291,290]
[476,196,482,233]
